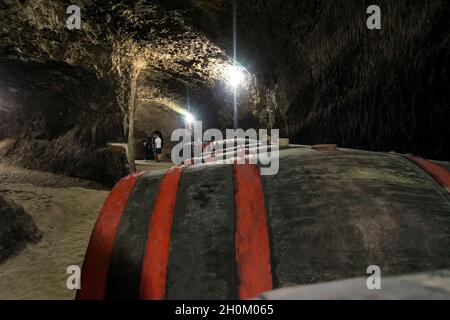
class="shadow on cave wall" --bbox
[0,58,129,185]
[235,0,450,160]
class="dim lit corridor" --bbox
[1,0,450,302]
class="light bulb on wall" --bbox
[184,112,195,124]
[226,65,245,88]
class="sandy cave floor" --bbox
[0,163,110,300]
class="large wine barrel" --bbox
[77,147,450,300]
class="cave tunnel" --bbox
[1,0,448,185]
[1,0,450,302]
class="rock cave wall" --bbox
[0,58,128,184]
[0,0,448,185]
[0,195,42,264]
[235,0,450,160]
[0,0,260,183]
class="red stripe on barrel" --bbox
[406,156,450,193]
[139,167,183,300]
[77,172,142,300]
[233,163,273,299]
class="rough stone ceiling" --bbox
[0,0,247,129]
[2,0,449,165]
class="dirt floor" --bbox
[135,159,174,172]
[0,163,110,300]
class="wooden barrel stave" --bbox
[106,171,163,299]
[167,164,236,300]
[262,150,450,287]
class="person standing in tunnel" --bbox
[154,133,163,162]
[143,135,155,161]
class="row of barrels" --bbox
[77,148,450,299]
